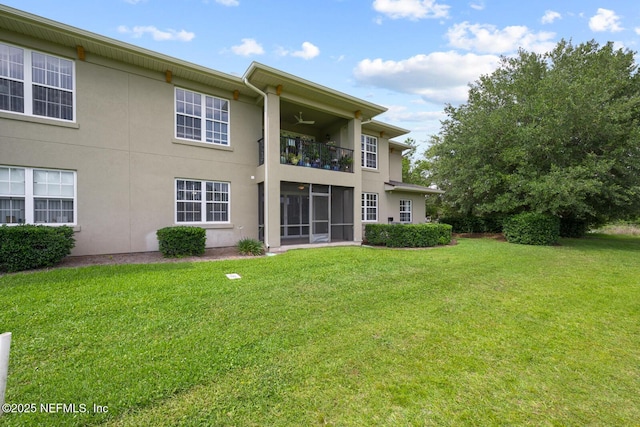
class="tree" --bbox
[402,138,444,218]
[426,40,640,227]
[401,138,430,186]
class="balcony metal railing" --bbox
[258,137,355,173]
[280,137,354,172]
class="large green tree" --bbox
[401,138,430,186]
[426,40,640,225]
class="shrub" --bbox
[0,225,75,272]
[363,224,389,246]
[364,223,452,248]
[503,213,560,246]
[156,226,206,257]
[237,238,265,256]
[439,214,506,233]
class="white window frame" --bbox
[175,179,230,224]
[0,165,77,225]
[361,134,378,169]
[361,192,378,222]
[0,42,76,122]
[174,88,230,146]
[400,199,412,223]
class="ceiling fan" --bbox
[294,112,315,125]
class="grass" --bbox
[1,235,639,426]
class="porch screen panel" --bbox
[331,186,354,241]
[312,195,329,234]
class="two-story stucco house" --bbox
[0,5,441,256]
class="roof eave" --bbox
[384,182,444,195]
[243,61,388,119]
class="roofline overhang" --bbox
[384,181,444,195]
[388,139,413,150]
[243,61,388,120]
[362,120,410,140]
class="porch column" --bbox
[348,116,363,243]
[264,87,281,249]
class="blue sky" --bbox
[3,0,639,152]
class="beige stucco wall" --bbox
[389,149,404,182]
[384,192,427,224]
[0,33,262,255]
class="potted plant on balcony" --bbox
[339,155,353,172]
[288,153,301,165]
[307,145,320,168]
[320,146,331,169]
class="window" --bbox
[176,179,229,223]
[400,199,412,223]
[0,166,76,224]
[0,43,75,121]
[361,134,377,169]
[175,88,229,145]
[361,192,378,222]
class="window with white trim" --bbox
[176,179,229,223]
[0,42,75,121]
[361,134,378,169]
[361,192,378,222]
[400,199,412,223]
[175,88,229,145]
[0,166,76,224]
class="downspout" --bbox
[243,77,270,251]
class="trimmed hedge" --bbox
[439,214,506,233]
[503,213,560,246]
[156,226,206,257]
[0,225,75,272]
[365,223,452,248]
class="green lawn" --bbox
[1,235,639,426]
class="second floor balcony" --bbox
[280,137,354,172]
[258,137,354,173]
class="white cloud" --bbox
[123,0,145,4]
[231,38,264,56]
[469,2,485,11]
[636,27,640,35]
[117,25,195,42]
[541,10,561,24]
[589,8,623,32]
[373,0,450,21]
[382,105,446,123]
[215,0,239,5]
[354,51,500,104]
[446,22,556,54]
[291,42,320,60]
